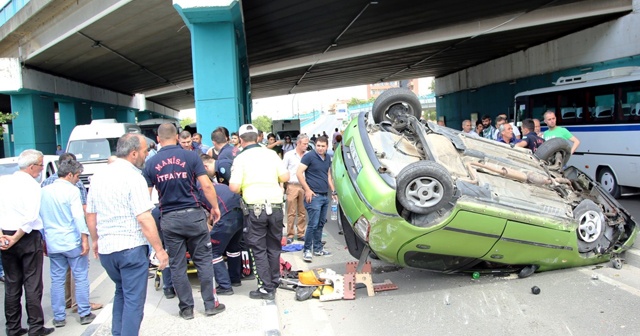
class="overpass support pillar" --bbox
[137,111,154,122]
[10,94,56,155]
[59,102,91,151]
[116,108,137,123]
[92,105,106,120]
[3,123,14,157]
[174,0,250,142]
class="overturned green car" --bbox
[332,88,637,276]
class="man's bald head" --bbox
[158,123,178,140]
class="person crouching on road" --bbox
[41,159,96,328]
[229,124,290,300]
[199,154,243,296]
[86,134,169,336]
[297,136,337,263]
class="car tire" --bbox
[597,167,621,198]
[534,138,572,171]
[573,200,608,253]
[396,161,454,215]
[372,88,422,124]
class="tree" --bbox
[0,112,17,140]
[252,115,272,133]
[180,117,195,129]
[422,108,436,121]
[347,97,368,107]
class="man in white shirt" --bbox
[41,159,95,328]
[0,149,55,336]
[86,134,168,336]
[461,120,479,137]
[283,134,310,244]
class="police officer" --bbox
[143,123,223,320]
[229,124,289,300]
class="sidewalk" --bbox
[85,272,280,336]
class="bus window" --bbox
[558,89,586,125]
[621,85,640,121]
[531,94,555,124]
[588,86,615,122]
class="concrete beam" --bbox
[144,79,194,98]
[16,0,133,60]
[0,0,134,58]
[0,57,178,117]
[249,0,631,77]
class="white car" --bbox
[0,155,59,184]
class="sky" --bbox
[180,77,433,121]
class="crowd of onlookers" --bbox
[0,121,344,336]
[453,111,580,154]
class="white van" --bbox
[137,118,181,142]
[66,119,141,188]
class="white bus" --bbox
[515,66,640,198]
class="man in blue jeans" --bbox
[87,134,168,336]
[41,159,96,328]
[297,136,337,263]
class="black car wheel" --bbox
[534,138,572,171]
[396,161,454,215]
[597,167,621,198]
[372,88,422,124]
[573,200,608,253]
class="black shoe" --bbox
[296,237,305,242]
[52,319,66,328]
[179,307,194,320]
[15,328,29,336]
[80,313,96,325]
[32,327,55,336]
[231,282,242,287]
[249,288,275,300]
[163,287,176,299]
[205,303,226,316]
[216,287,234,296]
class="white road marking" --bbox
[625,248,640,258]
[578,268,640,297]
[90,270,109,292]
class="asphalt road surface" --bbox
[279,195,640,336]
[302,114,342,144]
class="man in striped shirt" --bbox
[86,134,168,336]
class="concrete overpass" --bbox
[0,0,635,155]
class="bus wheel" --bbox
[534,138,571,171]
[597,167,621,198]
[372,88,422,124]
